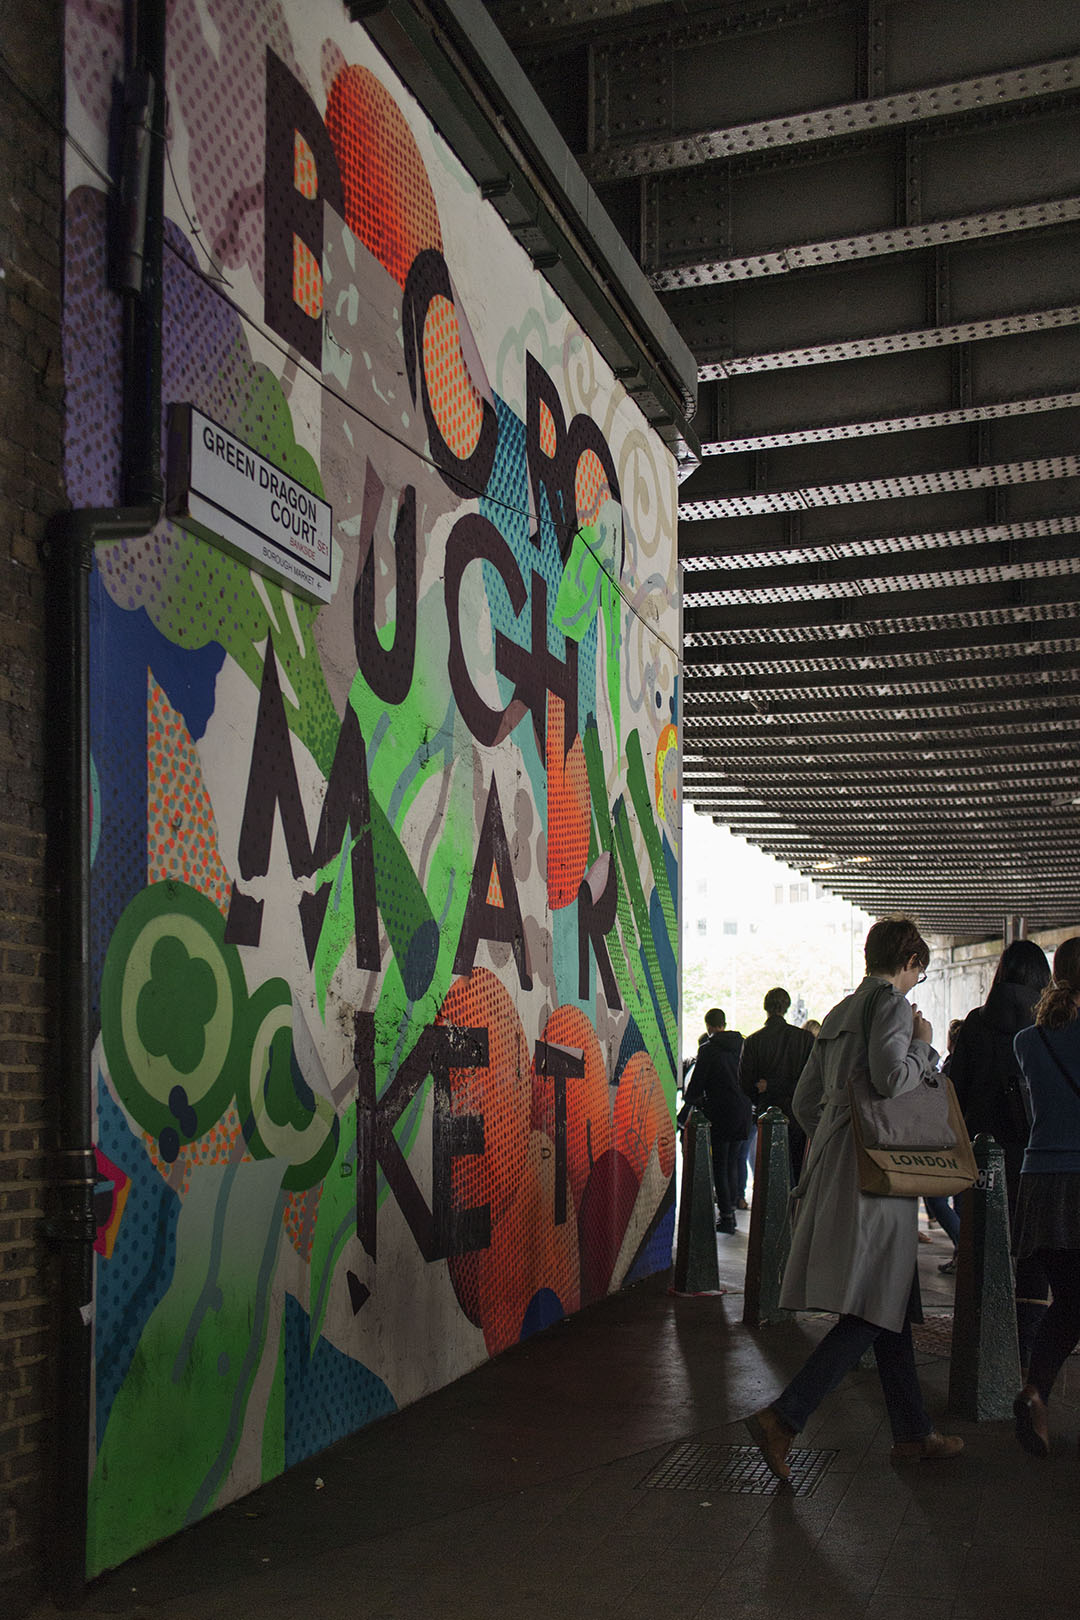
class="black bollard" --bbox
[743,1107,793,1327]
[672,1111,722,1294]
[948,1134,1021,1420]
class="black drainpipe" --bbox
[48,0,165,1601]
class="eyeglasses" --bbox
[916,971,927,985]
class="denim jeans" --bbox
[924,1195,960,1246]
[771,1312,932,1444]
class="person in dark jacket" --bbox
[739,988,815,1184]
[1011,936,1080,1455]
[678,1008,751,1234]
[950,938,1051,1367]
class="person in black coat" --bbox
[678,1008,751,1234]
[950,938,1051,1368]
[739,987,816,1185]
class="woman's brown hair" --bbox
[1034,936,1080,1031]
[864,916,930,976]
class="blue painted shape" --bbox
[519,1287,565,1341]
[613,1016,647,1083]
[94,1075,181,1441]
[624,1200,676,1286]
[284,1293,396,1467]
[89,568,226,1023]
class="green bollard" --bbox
[672,1111,722,1294]
[743,1108,793,1327]
[948,1134,1021,1420]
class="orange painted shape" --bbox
[293,131,318,200]
[471,1130,581,1356]
[421,295,484,460]
[546,691,590,910]
[292,235,323,320]
[532,1005,612,1219]
[613,1050,676,1181]
[575,448,611,528]
[325,62,442,287]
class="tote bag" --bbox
[848,983,978,1198]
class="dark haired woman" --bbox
[950,939,1051,1365]
[1011,937,1080,1456]
[745,918,963,1478]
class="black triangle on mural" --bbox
[347,1271,370,1314]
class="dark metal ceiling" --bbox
[483,0,1080,938]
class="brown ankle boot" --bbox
[745,1406,795,1480]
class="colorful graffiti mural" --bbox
[65,0,680,1576]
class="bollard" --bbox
[743,1108,793,1327]
[948,1135,1021,1420]
[672,1111,722,1294]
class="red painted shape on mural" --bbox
[325,63,442,287]
[532,1005,611,1218]
[613,1051,676,1181]
[577,1148,641,1303]
[93,1146,131,1260]
[439,969,531,1324]
[546,690,590,910]
[471,1130,580,1356]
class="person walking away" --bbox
[1011,937,1080,1456]
[950,940,1051,1365]
[677,1008,751,1234]
[740,988,815,1186]
[927,1017,965,1274]
[745,918,964,1478]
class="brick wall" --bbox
[0,0,66,1610]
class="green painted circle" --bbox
[243,983,340,1190]
[101,883,245,1143]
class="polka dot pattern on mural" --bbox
[147,677,232,913]
[538,396,557,460]
[284,1294,396,1469]
[545,690,590,911]
[422,296,485,460]
[283,1185,322,1261]
[613,1050,675,1181]
[293,131,318,199]
[292,235,323,320]
[325,62,442,288]
[65,191,123,505]
[575,448,612,528]
[167,7,300,279]
[143,1104,251,1193]
[440,970,531,1324]
[533,1005,612,1217]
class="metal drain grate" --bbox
[640,1442,837,1497]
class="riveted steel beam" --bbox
[683,569,1080,635]
[679,452,1080,521]
[652,197,1080,291]
[682,614,1080,669]
[700,389,1080,455]
[682,528,1080,595]
[583,55,1080,181]
[682,746,1080,778]
[680,512,1080,563]
[701,303,1080,383]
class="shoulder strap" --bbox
[1037,1028,1080,1105]
[861,980,892,1051]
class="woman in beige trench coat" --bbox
[745,918,965,1480]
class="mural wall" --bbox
[65,0,680,1576]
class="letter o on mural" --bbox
[100,882,246,1161]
